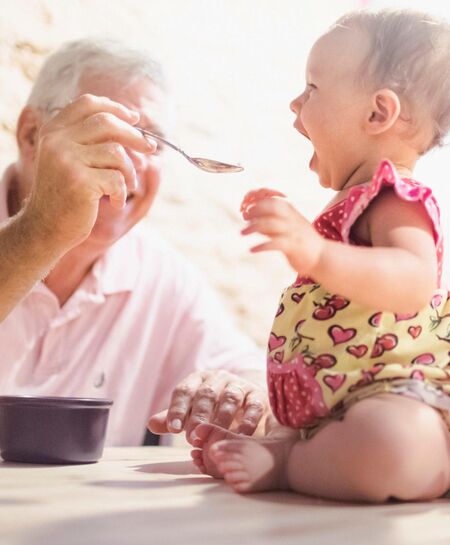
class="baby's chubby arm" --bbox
[311,189,437,312]
[241,188,437,313]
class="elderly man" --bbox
[0,39,267,446]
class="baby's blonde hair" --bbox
[335,9,450,151]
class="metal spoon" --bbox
[137,127,244,174]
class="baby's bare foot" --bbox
[190,423,248,478]
[190,423,294,493]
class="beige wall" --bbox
[0,0,448,346]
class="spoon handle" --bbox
[137,127,187,156]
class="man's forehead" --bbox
[77,72,170,126]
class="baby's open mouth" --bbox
[293,120,311,141]
[299,127,311,141]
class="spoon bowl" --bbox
[137,128,243,174]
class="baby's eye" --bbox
[307,83,317,91]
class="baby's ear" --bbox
[365,89,401,135]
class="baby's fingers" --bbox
[241,218,288,237]
[241,188,286,206]
[250,238,287,254]
[240,188,286,220]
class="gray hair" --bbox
[27,39,166,115]
[334,9,450,151]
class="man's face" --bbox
[75,74,168,249]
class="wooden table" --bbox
[1,447,449,545]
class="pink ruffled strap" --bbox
[340,160,444,286]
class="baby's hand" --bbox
[241,192,325,276]
[240,188,286,220]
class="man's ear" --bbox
[16,107,44,159]
[365,89,401,135]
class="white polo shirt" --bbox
[0,166,264,445]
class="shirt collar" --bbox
[91,226,142,295]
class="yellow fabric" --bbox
[269,281,450,414]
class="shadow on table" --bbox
[9,456,446,545]
[133,460,196,475]
[10,459,450,545]
[0,497,39,506]
[12,498,450,545]
[88,459,450,507]
[88,476,211,489]
[88,459,211,489]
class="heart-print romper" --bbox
[267,160,450,434]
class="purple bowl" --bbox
[0,395,113,464]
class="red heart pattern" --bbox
[431,294,443,309]
[323,374,346,393]
[268,332,286,352]
[346,344,368,358]
[328,325,356,345]
[407,325,422,339]
[410,370,425,380]
[291,292,304,304]
[313,353,337,369]
[411,353,435,365]
[274,350,284,363]
[394,312,418,322]
[368,312,382,327]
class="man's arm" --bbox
[0,209,62,321]
[0,94,156,322]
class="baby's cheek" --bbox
[299,105,315,133]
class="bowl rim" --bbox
[0,395,113,408]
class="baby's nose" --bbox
[290,95,302,115]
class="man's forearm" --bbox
[0,210,62,321]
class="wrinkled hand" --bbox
[24,94,157,252]
[240,187,325,276]
[148,370,268,444]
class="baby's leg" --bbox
[286,394,450,501]
[194,394,450,502]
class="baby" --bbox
[190,9,450,503]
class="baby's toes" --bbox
[190,448,202,461]
[190,449,206,472]
[209,441,245,468]
[190,423,216,447]
[223,469,252,493]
